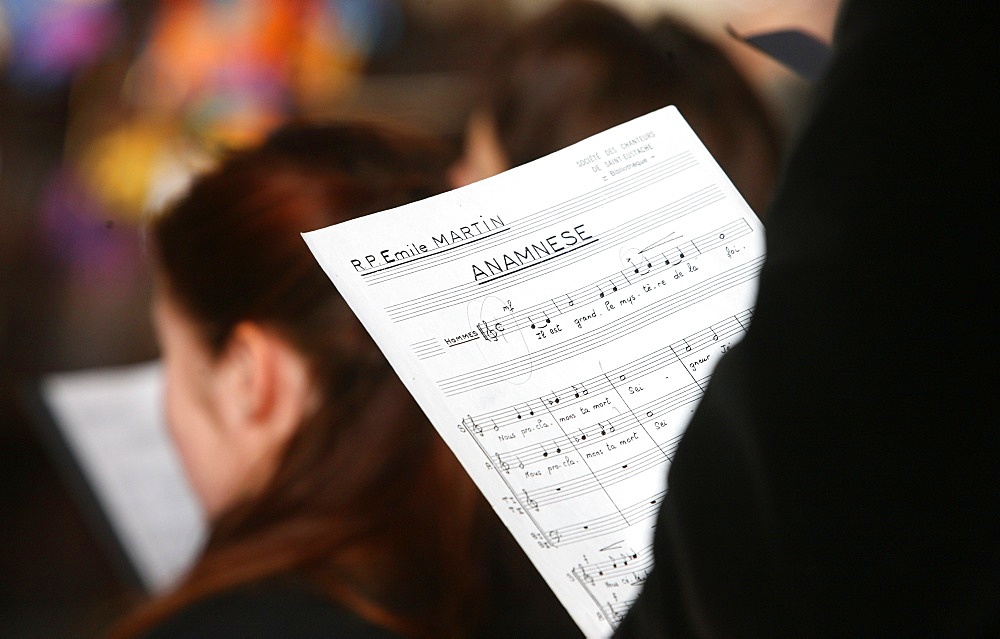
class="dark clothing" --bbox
[140,521,582,638]
[141,578,400,639]
[618,1,999,636]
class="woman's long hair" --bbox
[113,122,493,638]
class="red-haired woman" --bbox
[112,122,579,638]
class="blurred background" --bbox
[0,0,837,635]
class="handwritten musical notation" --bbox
[382,182,728,322]
[303,107,766,636]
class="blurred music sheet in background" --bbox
[38,361,206,593]
[304,106,765,636]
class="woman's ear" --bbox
[213,322,316,480]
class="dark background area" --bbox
[0,1,831,635]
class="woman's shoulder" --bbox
[142,578,402,639]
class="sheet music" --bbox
[41,361,206,592]
[303,107,765,636]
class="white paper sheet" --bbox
[41,361,206,593]
[303,106,765,636]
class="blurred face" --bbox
[152,290,256,520]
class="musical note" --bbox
[529,310,552,330]
[626,252,653,275]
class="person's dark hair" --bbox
[482,0,783,213]
[113,122,493,638]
